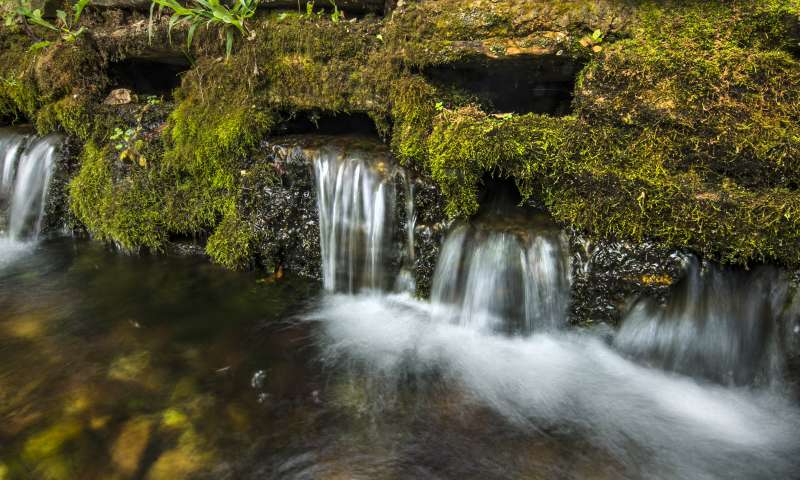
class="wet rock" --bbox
[242,138,322,278]
[225,403,251,432]
[103,88,136,105]
[146,428,211,480]
[244,134,448,294]
[397,172,449,297]
[160,408,190,431]
[108,351,151,383]
[22,419,83,464]
[43,135,82,236]
[567,233,685,326]
[63,387,92,416]
[4,312,46,339]
[111,417,153,475]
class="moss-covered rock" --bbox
[3,0,800,276]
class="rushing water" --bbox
[615,256,787,386]
[0,128,60,265]
[431,222,571,334]
[2,138,800,479]
[313,148,396,293]
[304,163,800,479]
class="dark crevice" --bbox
[477,173,522,213]
[273,111,380,136]
[259,0,386,16]
[425,54,585,116]
[107,57,190,97]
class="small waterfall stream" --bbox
[308,151,800,478]
[431,223,571,334]
[615,256,786,386]
[0,128,60,259]
[313,147,396,293]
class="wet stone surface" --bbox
[567,233,686,327]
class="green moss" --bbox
[6,0,799,271]
[69,142,167,250]
[390,77,438,166]
[35,95,95,140]
[0,32,40,121]
[206,206,255,269]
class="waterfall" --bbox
[306,158,800,477]
[0,129,60,246]
[313,147,396,293]
[615,256,786,386]
[431,222,571,334]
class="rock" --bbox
[160,408,189,430]
[243,135,448,296]
[567,234,684,326]
[91,0,386,13]
[146,428,211,480]
[260,0,386,14]
[4,312,46,339]
[108,351,151,383]
[111,417,153,476]
[103,88,136,106]
[23,419,83,463]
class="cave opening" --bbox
[107,57,191,98]
[425,54,585,116]
[273,111,380,137]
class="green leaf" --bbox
[187,21,198,50]
[168,14,181,44]
[28,40,51,52]
[74,0,90,24]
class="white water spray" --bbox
[313,147,399,293]
[431,223,571,334]
[0,129,60,263]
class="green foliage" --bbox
[149,0,259,59]
[9,0,91,47]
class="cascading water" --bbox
[0,128,60,261]
[313,147,397,293]
[431,222,571,334]
[615,255,786,386]
[306,169,800,478]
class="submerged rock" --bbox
[22,419,83,464]
[111,416,153,475]
[146,428,212,480]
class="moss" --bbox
[69,142,167,250]
[390,76,438,167]
[0,31,40,121]
[427,107,572,217]
[576,1,800,189]
[206,205,255,269]
[6,0,800,271]
[35,95,95,140]
[384,0,630,67]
